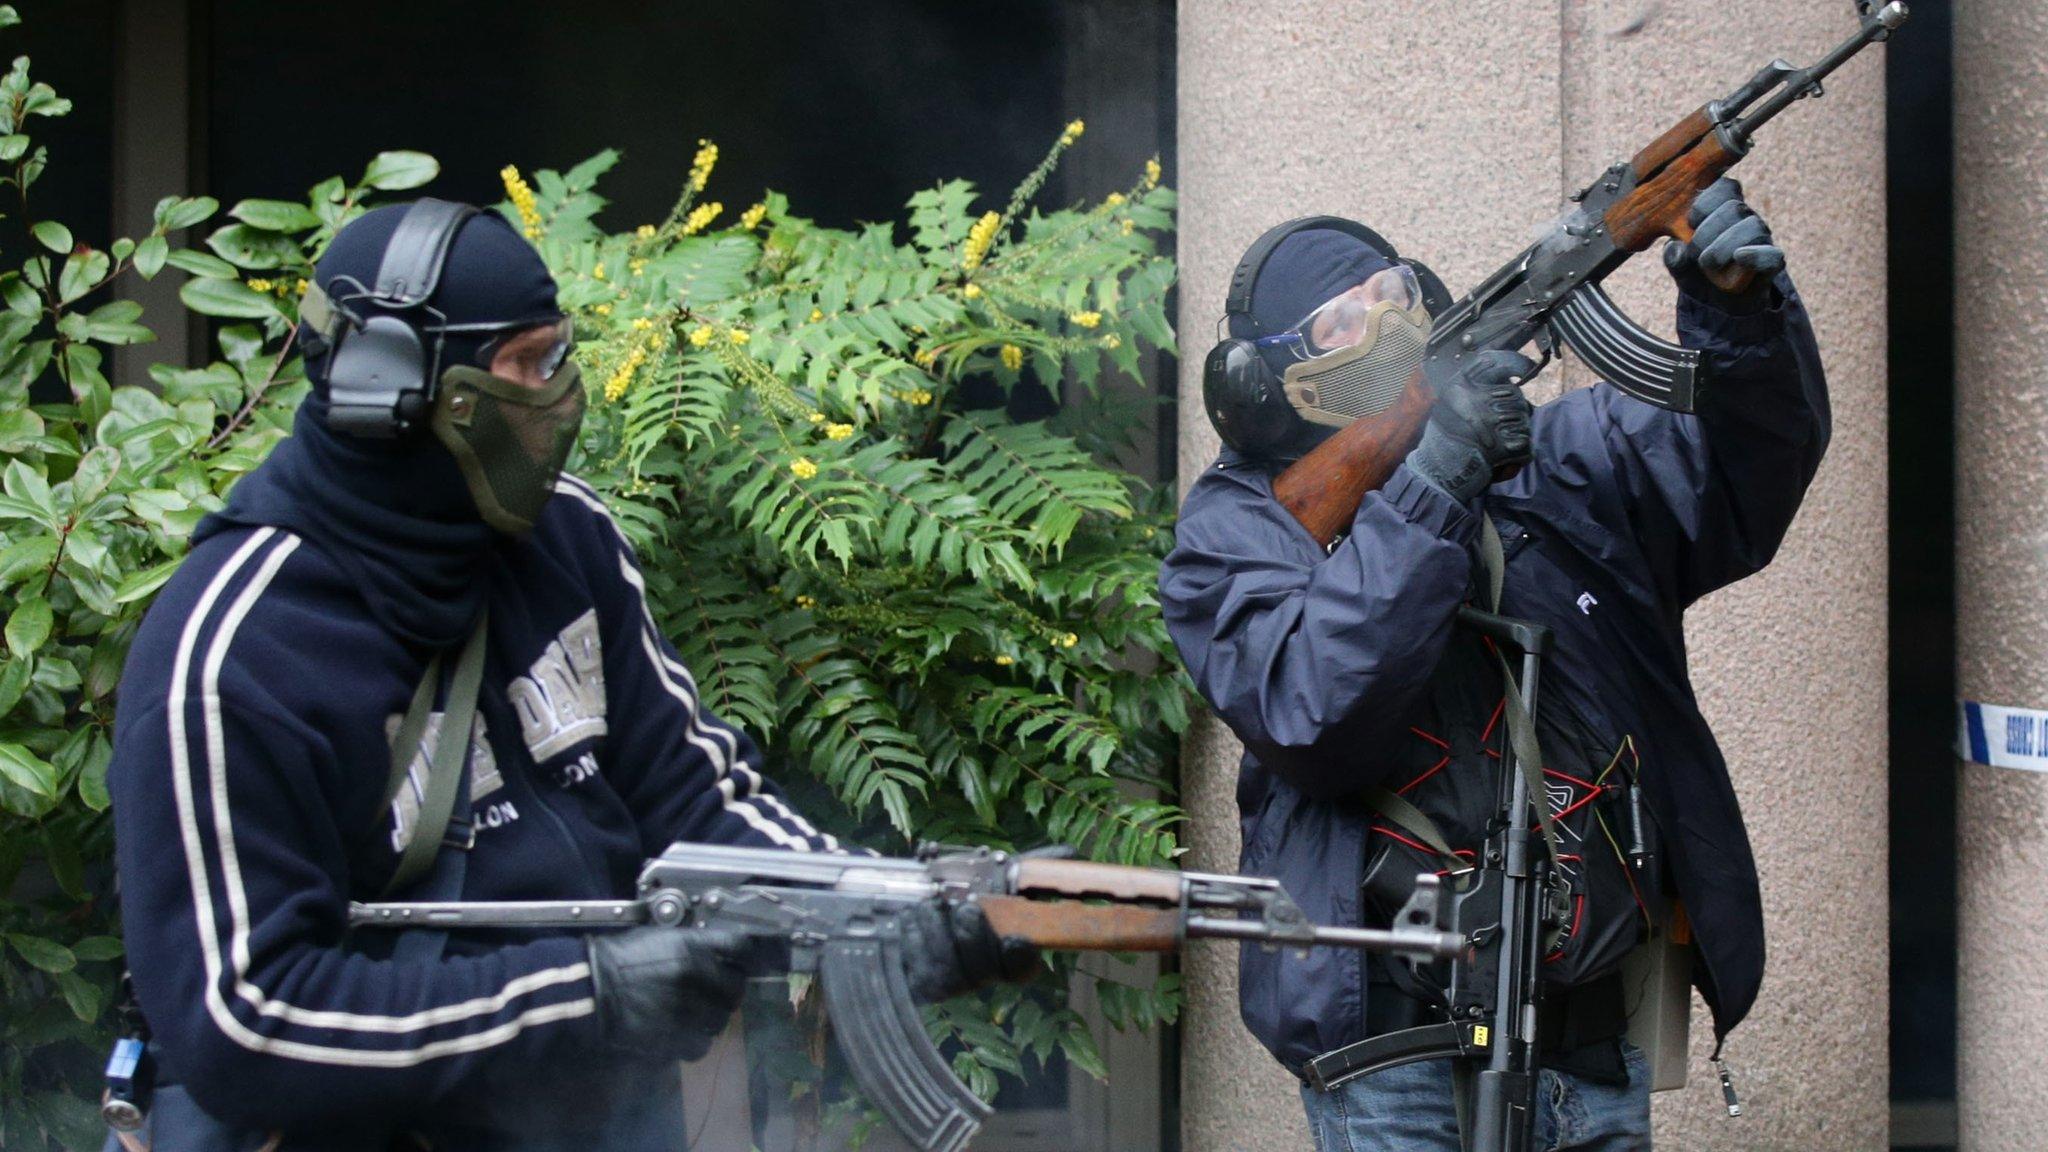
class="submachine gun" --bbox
[1273,5,1907,1152]
[351,842,1463,1152]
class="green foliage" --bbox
[512,128,1190,1102]
[0,15,437,1143]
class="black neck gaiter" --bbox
[194,394,501,650]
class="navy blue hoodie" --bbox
[108,472,836,1137]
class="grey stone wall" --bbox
[1175,3,1889,1148]
[1954,3,2048,1149]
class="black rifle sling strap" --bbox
[1360,517,1560,873]
[377,609,489,896]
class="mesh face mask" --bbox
[1255,264,1433,428]
[431,361,587,535]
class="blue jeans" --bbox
[1299,1043,1651,1152]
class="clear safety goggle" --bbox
[445,315,578,381]
[1253,264,1425,361]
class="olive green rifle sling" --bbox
[374,609,489,896]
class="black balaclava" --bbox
[1229,227,1395,382]
[194,204,562,649]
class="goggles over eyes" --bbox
[1253,264,1426,361]
[460,315,577,381]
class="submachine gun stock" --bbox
[350,843,1464,1152]
[1273,0,1908,548]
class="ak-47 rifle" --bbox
[1273,0,1908,548]
[1273,6,1905,1151]
[350,841,1462,1152]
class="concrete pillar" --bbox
[1953,5,2048,1150]
[1175,3,1888,1149]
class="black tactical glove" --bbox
[587,927,751,1061]
[1663,177,1785,312]
[899,899,1040,1003]
[1406,349,1537,503]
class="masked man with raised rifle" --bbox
[105,201,1031,1151]
[1159,179,1827,1151]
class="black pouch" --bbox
[1360,642,1658,1004]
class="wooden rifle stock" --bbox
[1270,370,1432,550]
[1605,112,1754,294]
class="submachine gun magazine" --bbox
[350,842,1464,1152]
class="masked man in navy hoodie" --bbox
[108,201,1023,1150]
[1160,180,1828,1151]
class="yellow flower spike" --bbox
[910,388,934,406]
[962,283,982,300]
[1060,119,1086,146]
[808,411,825,423]
[247,278,273,293]
[689,139,719,192]
[1070,310,1103,329]
[808,308,824,322]
[1105,191,1126,207]
[1121,219,1136,236]
[634,223,656,240]
[789,457,819,480]
[740,202,767,231]
[728,328,751,346]
[914,348,937,370]
[501,165,543,237]
[825,423,854,441]
[962,211,1001,272]
[999,344,1023,371]
[1100,333,1122,350]
[593,303,612,316]
[689,325,714,348]
[632,317,654,331]
[1143,157,1162,190]
[681,201,723,236]
[994,655,1015,667]
[795,594,817,609]
[1059,632,1079,648]
[294,278,309,294]
[592,263,606,281]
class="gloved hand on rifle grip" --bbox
[1664,177,1785,311]
[900,899,1040,1003]
[587,926,751,1061]
[1407,349,1537,504]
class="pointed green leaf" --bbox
[230,198,321,232]
[30,220,70,253]
[134,233,169,279]
[7,932,75,973]
[179,276,281,319]
[6,595,51,655]
[361,150,439,191]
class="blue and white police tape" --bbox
[1957,699,2048,773]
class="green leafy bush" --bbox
[507,122,1189,1100]
[0,3,1190,1133]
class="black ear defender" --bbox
[320,198,479,438]
[1200,215,1451,459]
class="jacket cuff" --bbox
[1677,271,1795,346]
[1381,464,1481,546]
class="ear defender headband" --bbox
[302,198,480,438]
[1201,215,1451,459]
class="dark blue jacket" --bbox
[1159,276,1827,1075]
[109,475,836,1142]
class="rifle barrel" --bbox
[1729,2,1907,145]
[1186,915,1467,960]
